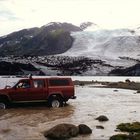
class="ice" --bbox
[61,29,140,64]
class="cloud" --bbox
[0,0,140,36]
[0,10,20,21]
[0,0,20,21]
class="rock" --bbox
[110,133,140,140]
[125,79,131,83]
[0,61,45,75]
[95,115,109,122]
[44,123,79,139]
[109,64,140,76]
[133,133,140,139]
[96,125,104,129]
[110,134,133,140]
[137,90,140,93]
[113,90,118,92]
[111,122,140,140]
[78,124,92,134]
[117,122,140,132]
[80,22,95,30]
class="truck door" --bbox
[30,79,47,100]
[9,79,32,101]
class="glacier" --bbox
[61,28,140,67]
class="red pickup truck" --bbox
[0,77,76,109]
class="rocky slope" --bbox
[0,22,81,56]
[0,61,44,75]
[0,55,115,76]
[109,63,140,76]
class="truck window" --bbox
[33,80,45,88]
[49,79,69,86]
[16,80,30,89]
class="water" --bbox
[71,76,140,82]
[0,76,140,89]
[0,84,140,140]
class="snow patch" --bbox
[44,22,62,27]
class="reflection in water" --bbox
[0,104,76,140]
[0,104,75,125]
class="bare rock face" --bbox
[95,115,109,122]
[44,123,79,139]
[109,64,140,76]
[80,22,96,30]
[78,124,92,134]
[0,61,45,75]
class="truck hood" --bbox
[0,88,12,94]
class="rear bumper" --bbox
[70,95,76,99]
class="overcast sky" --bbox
[0,0,140,36]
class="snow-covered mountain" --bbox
[0,22,140,76]
[61,29,140,64]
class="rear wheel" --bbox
[48,96,63,108]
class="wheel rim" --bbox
[51,100,60,108]
[0,103,6,109]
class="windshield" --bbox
[0,78,20,89]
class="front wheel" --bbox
[48,97,63,108]
[0,102,6,109]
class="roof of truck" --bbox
[19,77,72,80]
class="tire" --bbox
[0,102,6,109]
[48,96,63,108]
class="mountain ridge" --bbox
[0,22,81,56]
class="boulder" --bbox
[78,124,92,134]
[44,123,79,139]
[95,115,109,122]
